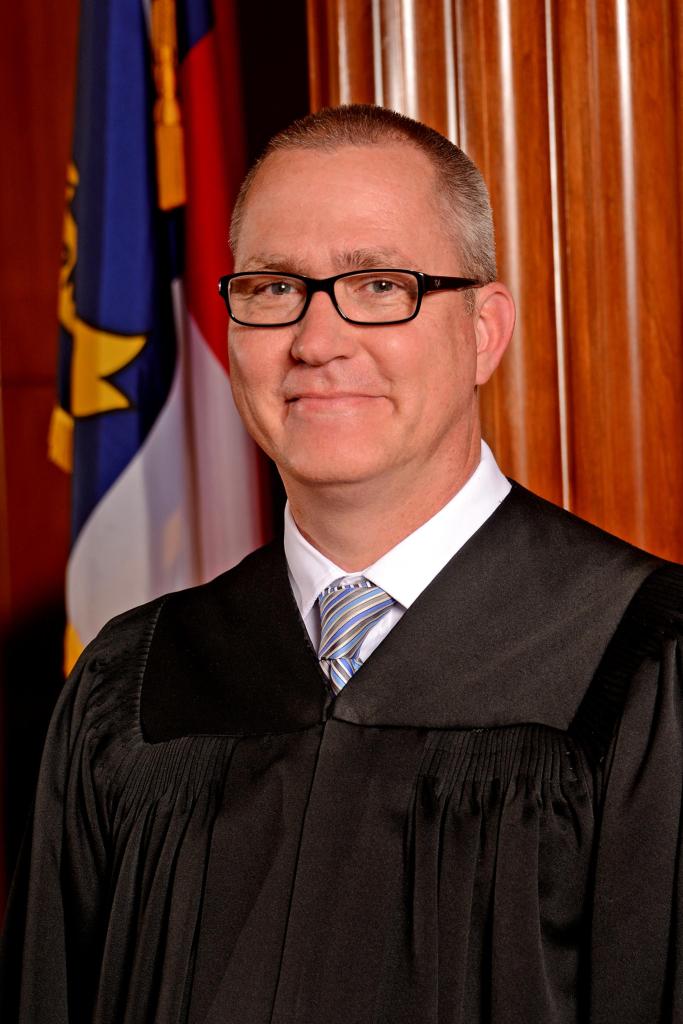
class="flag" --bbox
[48,0,267,672]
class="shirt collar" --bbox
[284,440,511,621]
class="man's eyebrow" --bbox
[241,254,307,274]
[240,248,408,276]
[333,248,406,271]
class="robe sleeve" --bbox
[0,612,142,1024]
[590,564,683,1023]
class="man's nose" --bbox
[289,290,358,364]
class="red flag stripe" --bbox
[180,22,246,368]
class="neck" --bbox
[284,430,482,571]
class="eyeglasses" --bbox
[217,269,484,327]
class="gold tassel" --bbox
[64,621,84,675]
[151,0,186,210]
[48,405,74,473]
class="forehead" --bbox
[235,143,456,272]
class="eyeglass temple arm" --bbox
[422,274,484,293]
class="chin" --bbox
[284,450,389,488]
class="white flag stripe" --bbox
[184,308,263,581]
[67,281,263,648]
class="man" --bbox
[2,104,682,1023]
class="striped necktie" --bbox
[317,577,396,695]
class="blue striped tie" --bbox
[317,578,396,695]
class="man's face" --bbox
[228,143,486,495]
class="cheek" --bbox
[229,331,280,401]
[428,314,477,389]
[381,316,472,406]
[227,341,277,441]
[226,341,251,411]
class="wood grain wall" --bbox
[307,0,683,562]
[0,2,78,625]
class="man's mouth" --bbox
[285,392,384,413]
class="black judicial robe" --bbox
[3,483,683,1023]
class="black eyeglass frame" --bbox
[217,269,485,327]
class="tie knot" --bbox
[318,577,395,667]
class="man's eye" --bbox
[355,277,407,296]
[369,279,396,294]
[253,280,294,297]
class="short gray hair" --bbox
[230,104,497,284]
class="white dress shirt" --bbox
[284,440,511,662]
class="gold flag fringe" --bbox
[151,0,186,210]
[48,406,74,473]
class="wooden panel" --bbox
[454,0,564,504]
[308,0,454,121]
[554,0,683,556]
[308,0,375,109]
[307,0,683,560]
[376,0,454,126]
[0,3,79,384]
[0,0,78,613]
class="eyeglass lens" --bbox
[228,271,420,325]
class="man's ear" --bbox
[473,283,516,385]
